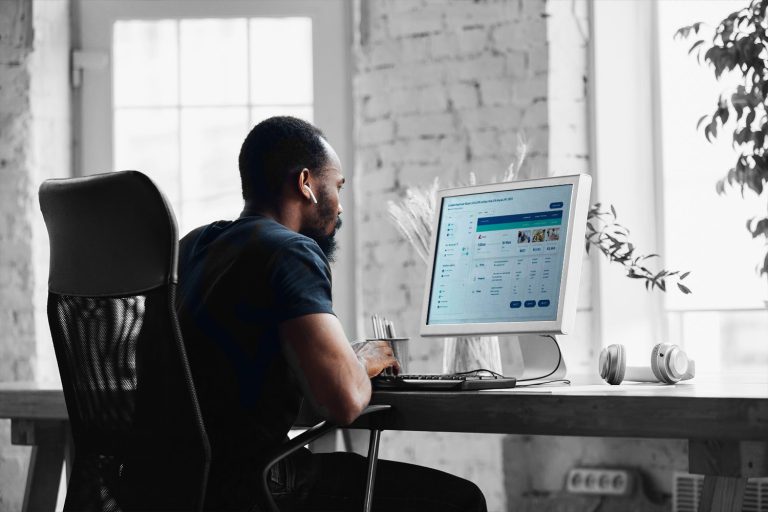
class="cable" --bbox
[517,334,566,383]
[450,336,570,386]
[515,379,571,387]
[454,368,505,378]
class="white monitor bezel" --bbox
[419,174,592,337]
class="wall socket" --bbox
[566,468,633,496]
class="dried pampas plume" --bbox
[387,134,528,265]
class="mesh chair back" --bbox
[40,171,210,511]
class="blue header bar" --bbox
[477,210,563,226]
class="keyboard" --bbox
[372,373,517,391]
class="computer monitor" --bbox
[420,174,592,338]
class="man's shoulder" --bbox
[180,216,322,262]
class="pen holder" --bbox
[367,337,410,375]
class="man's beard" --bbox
[302,199,342,262]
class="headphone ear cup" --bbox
[651,343,688,384]
[599,344,626,385]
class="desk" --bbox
[2,374,767,512]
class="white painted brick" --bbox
[379,0,423,16]
[388,10,444,38]
[468,129,500,159]
[366,41,399,68]
[529,42,549,74]
[356,147,384,173]
[428,32,460,60]
[383,138,441,165]
[361,93,391,120]
[490,22,519,52]
[479,77,516,106]
[358,118,396,146]
[398,35,431,64]
[456,105,524,131]
[389,88,421,115]
[442,54,507,82]
[442,2,514,29]
[392,85,447,119]
[384,61,446,88]
[397,112,455,139]
[447,81,479,109]
[515,76,548,103]
[364,13,392,45]
[417,84,449,113]
[521,0,548,19]
[505,51,528,77]
[457,27,488,56]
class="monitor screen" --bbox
[420,174,591,336]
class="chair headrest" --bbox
[39,170,178,296]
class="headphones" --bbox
[598,343,696,385]
[303,185,318,204]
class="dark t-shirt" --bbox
[176,215,334,501]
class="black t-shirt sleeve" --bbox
[268,237,335,322]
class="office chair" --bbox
[40,171,211,511]
[41,170,390,512]
[260,404,391,512]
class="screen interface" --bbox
[427,184,573,325]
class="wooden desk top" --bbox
[2,373,767,440]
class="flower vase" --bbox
[442,335,503,374]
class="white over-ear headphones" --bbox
[303,185,318,204]
[599,343,696,385]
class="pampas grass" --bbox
[387,133,529,264]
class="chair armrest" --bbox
[260,404,391,512]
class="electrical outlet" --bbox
[566,468,633,496]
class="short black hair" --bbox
[238,116,328,205]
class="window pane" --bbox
[180,107,248,233]
[658,1,767,310]
[114,108,180,209]
[673,310,768,373]
[113,20,178,107]
[251,105,313,125]
[180,19,248,106]
[249,18,313,105]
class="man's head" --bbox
[238,116,344,261]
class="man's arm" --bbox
[280,313,398,425]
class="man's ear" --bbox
[297,168,315,203]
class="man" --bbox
[177,116,487,511]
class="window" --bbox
[657,1,768,372]
[591,0,767,372]
[112,17,313,234]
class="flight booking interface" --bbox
[427,184,573,325]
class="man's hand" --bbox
[353,341,400,378]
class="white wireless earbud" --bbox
[304,185,318,204]
[598,343,695,385]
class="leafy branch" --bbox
[676,0,768,277]
[586,203,692,294]
[389,134,691,294]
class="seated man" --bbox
[176,116,487,512]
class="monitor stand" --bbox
[508,334,567,381]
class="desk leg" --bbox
[699,476,746,512]
[11,419,67,512]
[689,440,768,512]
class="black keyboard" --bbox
[372,373,517,391]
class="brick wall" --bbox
[0,0,70,508]
[352,2,689,510]
[0,0,36,507]
[353,1,553,510]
